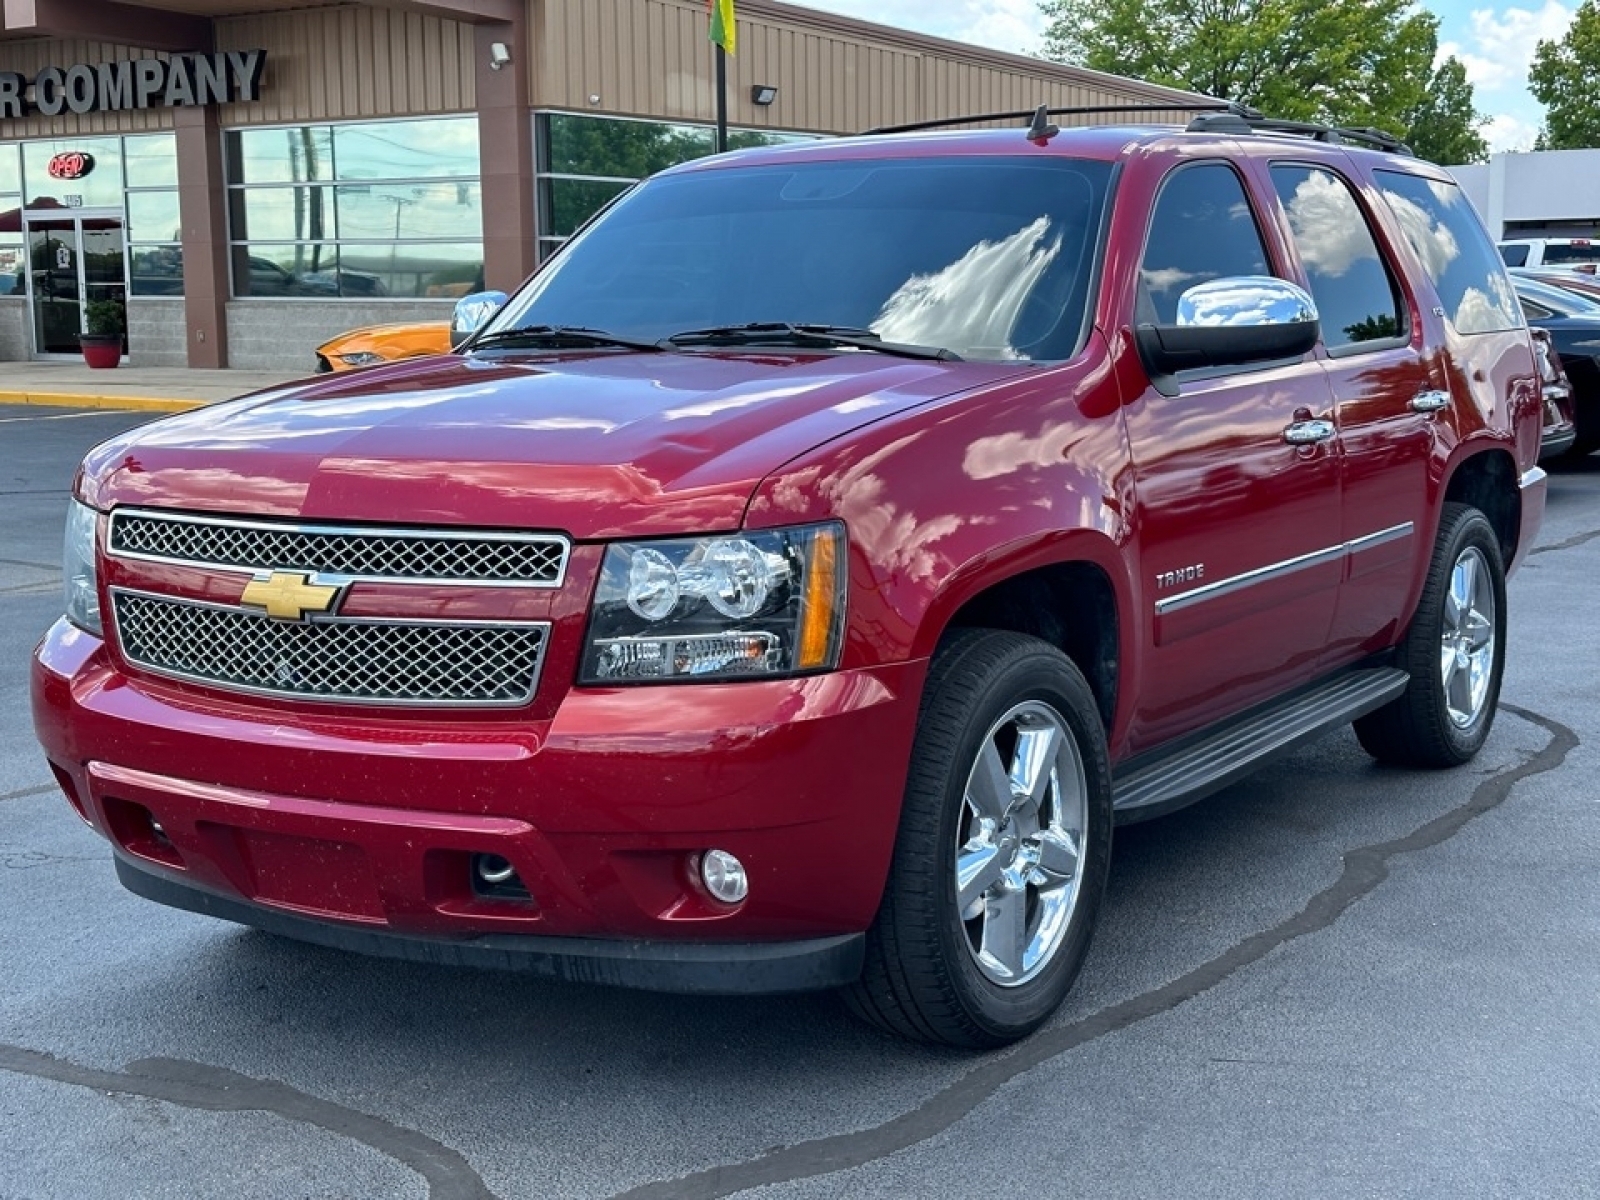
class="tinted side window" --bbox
[1271,165,1404,352]
[1140,163,1270,324]
[1499,244,1529,267]
[1375,171,1521,335]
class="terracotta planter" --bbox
[79,335,122,369]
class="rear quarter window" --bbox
[1375,171,1521,335]
[1271,164,1405,353]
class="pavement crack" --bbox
[1530,526,1600,556]
[1,784,56,803]
[0,557,56,572]
[0,1048,502,1200]
[610,705,1577,1200]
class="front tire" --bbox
[845,629,1113,1048]
[1354,502,1506,767]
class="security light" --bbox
[489,41,511,71]
[750,84,778,106]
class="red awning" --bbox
[0,197,119,232]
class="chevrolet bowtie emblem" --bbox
[240,571,342,621]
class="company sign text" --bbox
[0,50,266,120]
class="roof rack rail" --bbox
[862,101,1234,137]
[1185,110,1412,155]
[859,101,1412,156]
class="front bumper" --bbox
[115,855,865,993]
[33,618,925,993]
[1513,464,1549,576]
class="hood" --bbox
[81,350,1026,538]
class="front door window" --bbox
[25,213,127,357]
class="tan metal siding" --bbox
[216,5,475,126]
[536,0,1207,133]
[0,40,177,138]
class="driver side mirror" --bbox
[1136,276,1320,388]
[451,290,509,349]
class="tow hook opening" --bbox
[471,853,532,901]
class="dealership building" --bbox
[0,0,1204,369]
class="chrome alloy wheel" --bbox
[1440,544,1496,729]
[955,700,1089,987]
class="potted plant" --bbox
[80,299,125,369]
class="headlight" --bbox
[580,522,846,683]
[336,351,386,367]
[63,499,103,637]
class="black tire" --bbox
[844,629,1113,1048]
[1354,502,1507,767]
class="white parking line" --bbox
[0,410,131,424]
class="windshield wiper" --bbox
[469,325,664,353]
[660,322,962,361]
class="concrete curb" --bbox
[0,391,203,413]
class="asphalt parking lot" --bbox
[3,403,1598,1200]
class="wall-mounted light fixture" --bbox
[489,41,512,71]
[750,84,778,106]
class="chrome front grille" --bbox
[108,509,568,586]
[111,590,549,706]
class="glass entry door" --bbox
[25,213,127,357]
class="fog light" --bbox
[699,849,748,904]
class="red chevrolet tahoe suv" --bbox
[32,112,1547,1047]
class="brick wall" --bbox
[0,298,30,361]
[128,299,187,367]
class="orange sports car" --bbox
[314,321,451,372]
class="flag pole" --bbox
[715,44,728,153]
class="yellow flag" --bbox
[709,0,736,54]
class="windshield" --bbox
[485,156,1113,363]
[1540,243,1600,266]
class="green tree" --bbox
[1405,56,1489,163]
[1040,0,1461,147]
[1530,0,1600,149]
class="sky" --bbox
[798,0,1574,154]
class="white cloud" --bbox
[1440,1,1573,93]
[1484,111,1541,151]
[802,0,1046,56]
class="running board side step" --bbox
[1111,666,1409,824]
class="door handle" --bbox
[1410,390,1450,413]
[1283,419,1335,445]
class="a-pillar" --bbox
[173,103,230,367]
[475,13,537,294]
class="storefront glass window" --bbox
[0,144,21,195]
[129,246,184,297]
[335,181,481,240]
[334,117,477,181]
[23,137,124,209]
[229,185,341,242]
[125,191,182,243]
[123,135,178,189]
[225,117,482,299]
[227,126,336,186]
[535,113,816,259]
[0,145,21,297]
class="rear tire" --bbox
[1354,503,1506,767]
[845,629,1113,1048]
